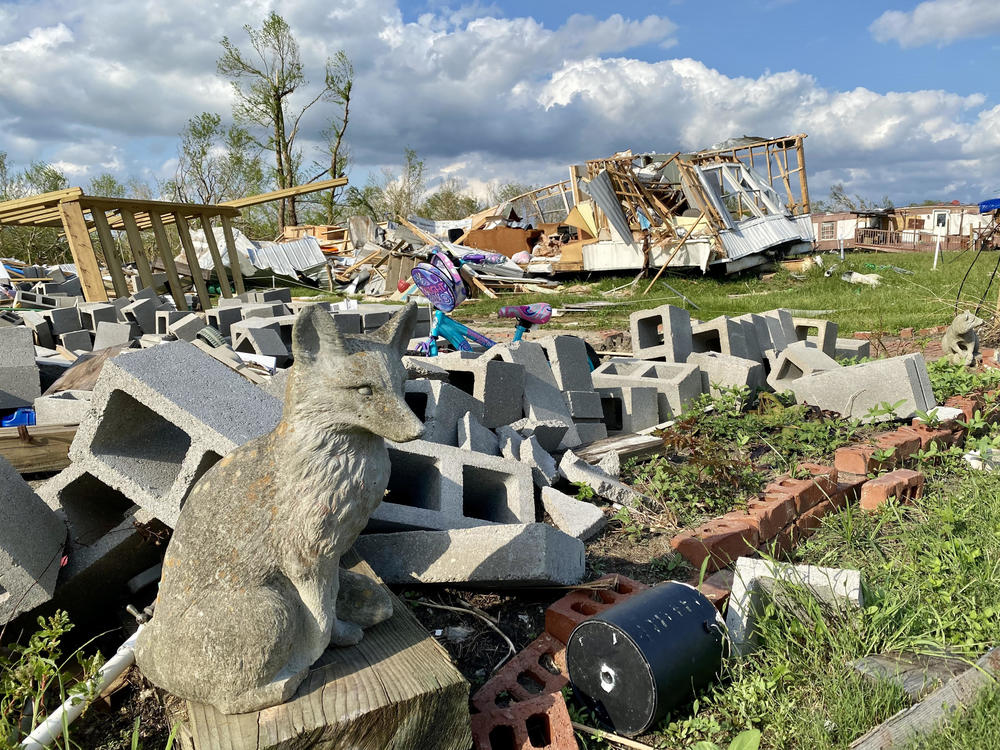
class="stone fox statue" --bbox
[135,303,423,714]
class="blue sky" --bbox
[1,0,999,207]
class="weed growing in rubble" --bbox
[0,611,104,747]
[927,357,1000,402]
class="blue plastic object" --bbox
[979,198,1000,214]
[1,408,36,427]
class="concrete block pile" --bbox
[627,303,935,422]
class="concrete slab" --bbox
[353,523,586,586]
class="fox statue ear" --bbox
[292,305,349,365]
[367,303,417,354]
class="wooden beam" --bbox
[58,201,108,302]
[642,212,705,295]
[149,213,189,310]
[219,215,245,296]
[174,212,212,309]
[0,424,76,474]
[0,187,83,218]
[220,176,349,209]
[91,208,130,299]
[198,214,233,298]
[796,137,810,214]
[119,209,157,291]
[81,195,240,217]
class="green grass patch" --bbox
[455,251,997,336]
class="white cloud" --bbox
[870,0,1000,48]
[0,1,997,205]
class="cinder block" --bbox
[16,290,64,309]
[558,449,650,507]
[485,342,580,448]
[205,306,243,337]
[793,317,839,358]
[241,302,287,320]
[121,298,161,334]
[687,351,766,396]
[471,633,568,712]
[404,379,483,446]
[574,421,608,444]
[766,341,842,391]
[834,338,871,360]
[726,556,863,655]
[233,327,290,364]
[167,313,206,342]
[79,303,118,331]
[331,311,363,335]
[19,311,55,349]
[692,316,756,361]
[537,335,595,390]
[425,353,525,429]
[34,390,91,425]
[0,327,41,408]
[563,390,604,420]
[789,354,935,423]
[509,418,567,453]
[58,329,93,352]
[470,693,575,750]
[68,341,283,527]
[592,358,702,420]
[457,412,499,455]
[520,434,558,487]
[253,288,292,304]
[760,309,798,352]
[155,310,188,336]
[541,487,606,540]
[353,523,585,586]
[92,321,140,350]
[597,385,660,433]
[37,465,166,618]
[730,314,766,363]
[0,456,67,625]
[369,439,534,531]
[42,306,82,335]
[630,304,692,362]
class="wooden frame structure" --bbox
[0,177,347,308]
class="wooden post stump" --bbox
[167,556,471,750]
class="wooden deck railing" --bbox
[853,228,968,253]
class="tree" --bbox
[218,12,352,232]
[487,181,534,206]
[346,148,426,222]
[88,173,128,198]
[0,153,69,264]
[814,182,893,213]
[302,51,353,224]
[420,178,483,220]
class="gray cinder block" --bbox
[122,298,160,335]
[592,358,702,421]
[541,487,606,540]
[692,316,757,361]
[834,338,871,360]
[687,351,766,396]
[429,352,526,429]
[457,412,499,455]
[34,390,92,425]
[0,456,67,625]
[509,417,568,453]
[564,390,604,420]
[793,317,839,358]
[630,304,693,362]
[597,385,660,433]
[19,311,55,349]
[788,353,935,423]
[370,439,534,532]
[42,307,82,335]
[726,556,862,656]
[537,335,595,390]
[79,303,118,331]
[353,523,586,586]
[155,310,188,336]
[559,449,651,507]
[0,327,41,408]
[206,307,243,337]
[58,330,93,352]
[233,327,290,364]
[520,434,558,487]
[759,309,798,352]
[485,341,580,448]
[93,321,140,350]
[404,379,483,446]
[765,341,841,392]
[68,341,283,527]
[167,313,206,343]
[574,421,608,444]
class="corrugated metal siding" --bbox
[585,171,637,248]
[248,238,326,276]
[718,214,811,259]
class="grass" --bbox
[454,250,1000,336]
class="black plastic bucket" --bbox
[565,581,725,736]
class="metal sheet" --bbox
[584,171,636,248]
[248,238,326,277]
[718,214,811,260]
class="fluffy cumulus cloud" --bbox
[870,0,1000,48]
[0,0,998,205]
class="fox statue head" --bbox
[286,303,424,443]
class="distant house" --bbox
[812,201,988,253]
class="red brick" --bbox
[945,395,982,422]
[875,430,921,464]
[860,469,925,511]
[743,493,797,540]
[693,569,734,612]
[768,463,837,513]
[544,574,648,644]
[918,327,937,337]
[833,473,867,508]
[796,499,834,538]
[853,332,872,340]
[471,692,576,750]
[765,523,801,560]
[670,516,759,574]
[835,445,886,474]
[899,327,914,339]
[902,422,956,450]
[472,634,568,713]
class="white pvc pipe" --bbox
[21,625,144,749]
